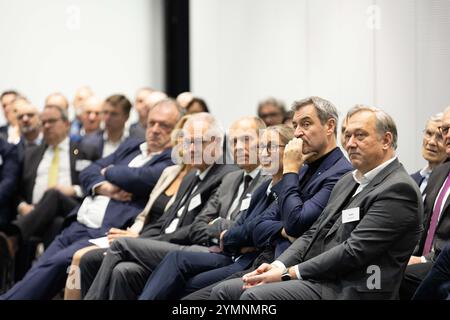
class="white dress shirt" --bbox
[76,142,158,229]
[32,137,72,204]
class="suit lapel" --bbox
[323,159,402,240]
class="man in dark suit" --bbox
[211,105,423,300]
[400,106,450,299]
[15,103,42,161]
[410,113,446,196]
[0,138,20,293]
[82,95,131,157]
[0,91,19,142]
[69,96,103,143]
[69,86,94,142]
[81,113,245,300]
[0,139,20,227]
[0,99,180,299]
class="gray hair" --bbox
[44,104,69,122]
[291,96,339,136]
[184,112,224,142]
[426,112,443,128]
[152,98,183,122]
[346,105,398,150]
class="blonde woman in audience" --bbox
[63,115,192,300]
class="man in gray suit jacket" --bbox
[211,105,423,300]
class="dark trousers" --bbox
[0,222,92,300]
[83,237,208,300]
[13,189,79,281]
[413,244,450,300]
[183,269,250,300]
[79,248,107,298]
[400,259,434,300]
[14,189,79,242]
[139,251,234,300]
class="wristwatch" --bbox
[281,268,292,281]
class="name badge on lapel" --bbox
[0,155,3,166]
[75,159,92,171]
[342,207,360,224]
[188,194,202,211]
[240,195,252,211]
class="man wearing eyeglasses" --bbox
[410,113,447,198]
[15,102,42,160]
[401,106,450,300]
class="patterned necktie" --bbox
[423,172,450,255]
[47,146,60,187]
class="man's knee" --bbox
[210,279,243,300]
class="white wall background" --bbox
[190,0,450,172]
[0,0,165,124]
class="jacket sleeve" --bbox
[0,143,20,205]
[79,146,121,195]
[189,187,222,245]
[290,182,422,281]
[251,201,283,248]
[104,157,173,198]
[275,172,341,238]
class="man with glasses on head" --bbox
[401,106,450,300]
[411,113,447,198]
[0,100,178,299]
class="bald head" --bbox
[176,91,194,109]
[73,86,94,114]
[45,92,69,110]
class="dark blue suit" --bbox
[0,139,20,226]
[1,139,173,299]
[413,243,450,300]
[410,170,424,187]
[138,180,274,300]
[253,147,353,257]
[80,130,108,157]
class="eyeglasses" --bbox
[41,118,62,126]
[259,112,283,119]
[423,129,443,142]
[438,126,450,136]
[17,113,37,120]
[259,143,286,153]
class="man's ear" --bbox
[382,132,393,149]
[326,118,336,136]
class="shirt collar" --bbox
[54,136,70,151]
[420,165,432,178]
[197,165,213,181]
[352,156,397,186]
[139,142,161,158]
[266,181,273,196]
[244,167,261,180]
[103,130,128,143]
